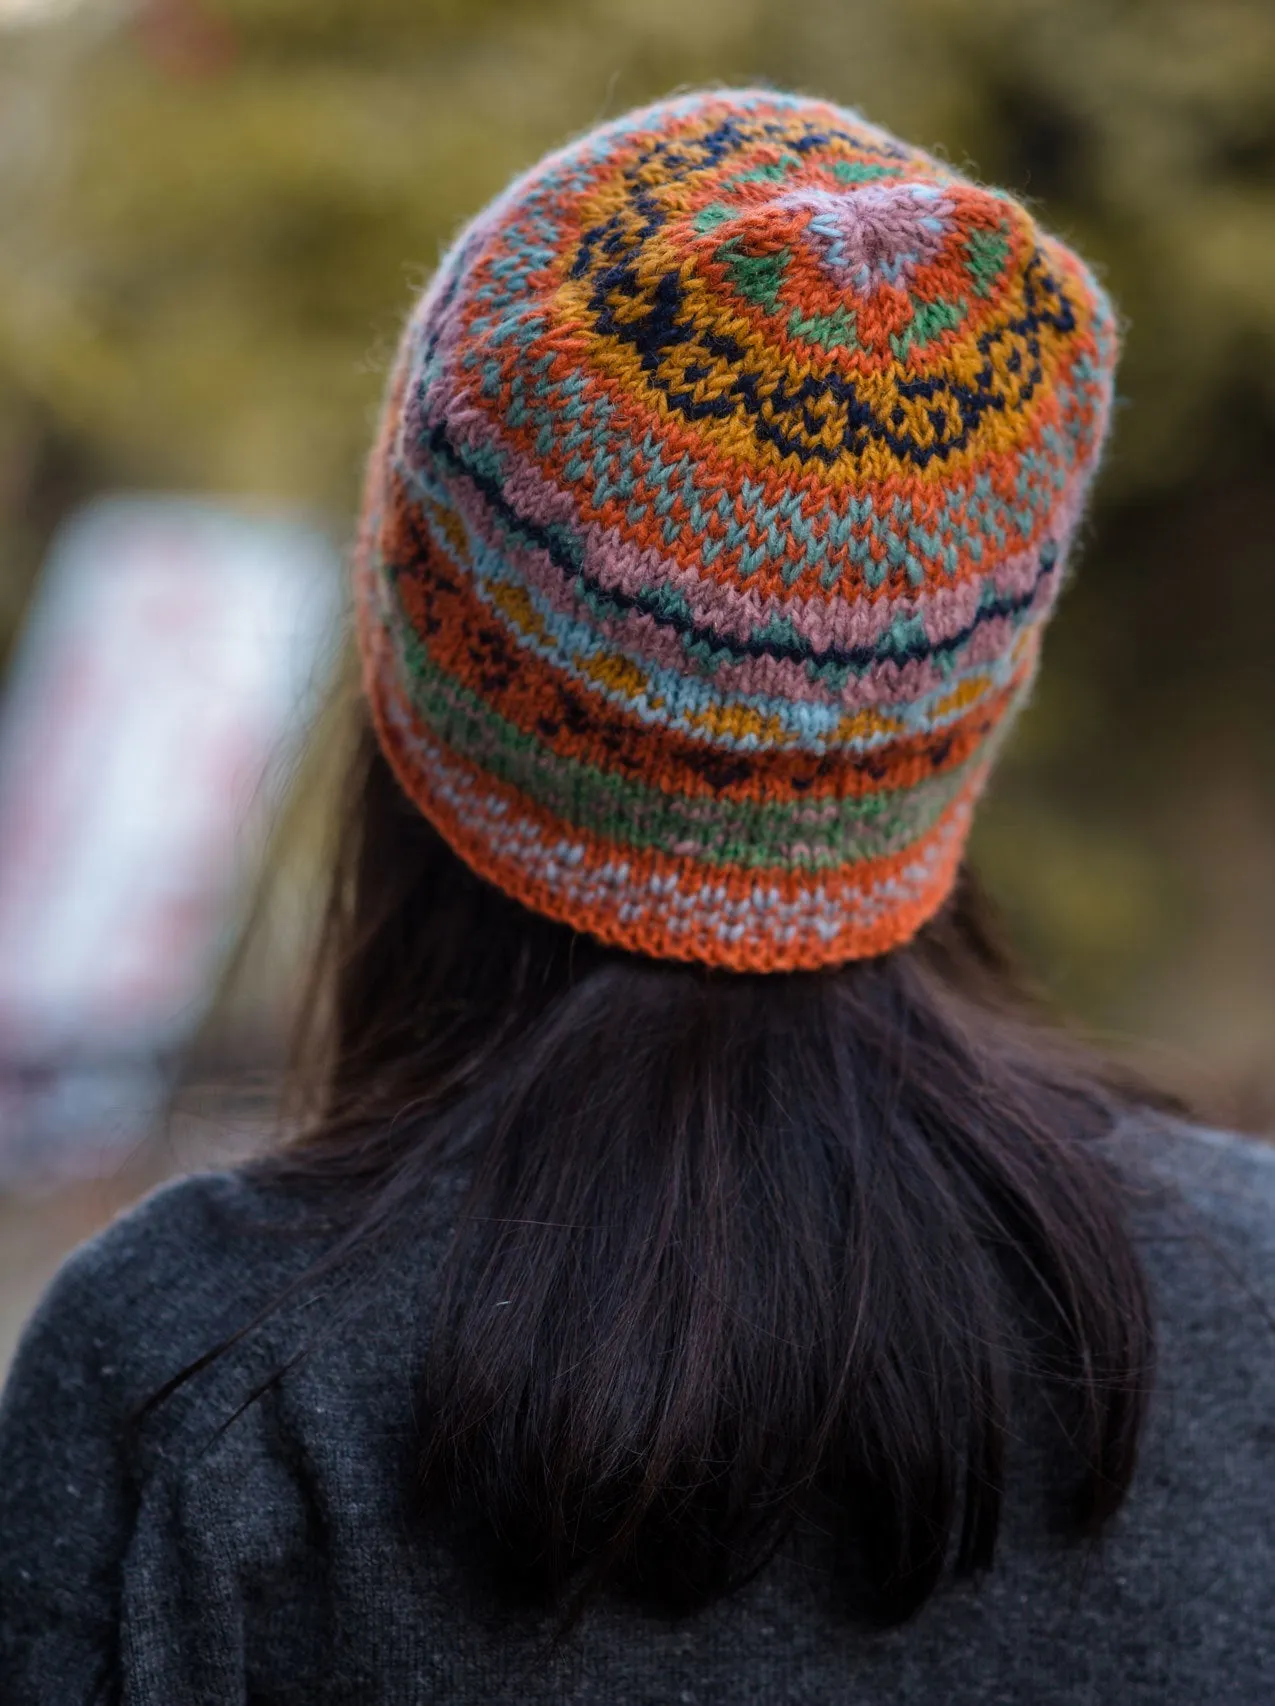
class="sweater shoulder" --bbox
[1115,1121,1275,1292]
[1109,1122,1275,1439]
[5,1168,341,1429]
[35,1165,330,1303]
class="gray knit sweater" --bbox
[1,1122,1272,1705]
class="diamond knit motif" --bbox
[355,89,1118,970]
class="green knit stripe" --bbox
[399,632,977,868]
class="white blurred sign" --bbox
[0,496,342,1174]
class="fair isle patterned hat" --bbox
[355,89,1117,971]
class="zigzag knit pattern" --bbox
[355,89,1118,970]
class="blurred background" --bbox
[2,0,1273,1368]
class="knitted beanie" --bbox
[355,89,1117,971]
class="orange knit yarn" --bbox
[354,89,1117,969]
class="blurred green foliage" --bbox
[1,0,1273,1109]
[4,0,1274,523]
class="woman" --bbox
[2,89,1271,1704]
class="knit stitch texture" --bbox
[355,89,1118,969]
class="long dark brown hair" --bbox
[257,710,1158,1626]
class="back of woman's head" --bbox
[276,719,1154,1626]
[272,87,1156,1628]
